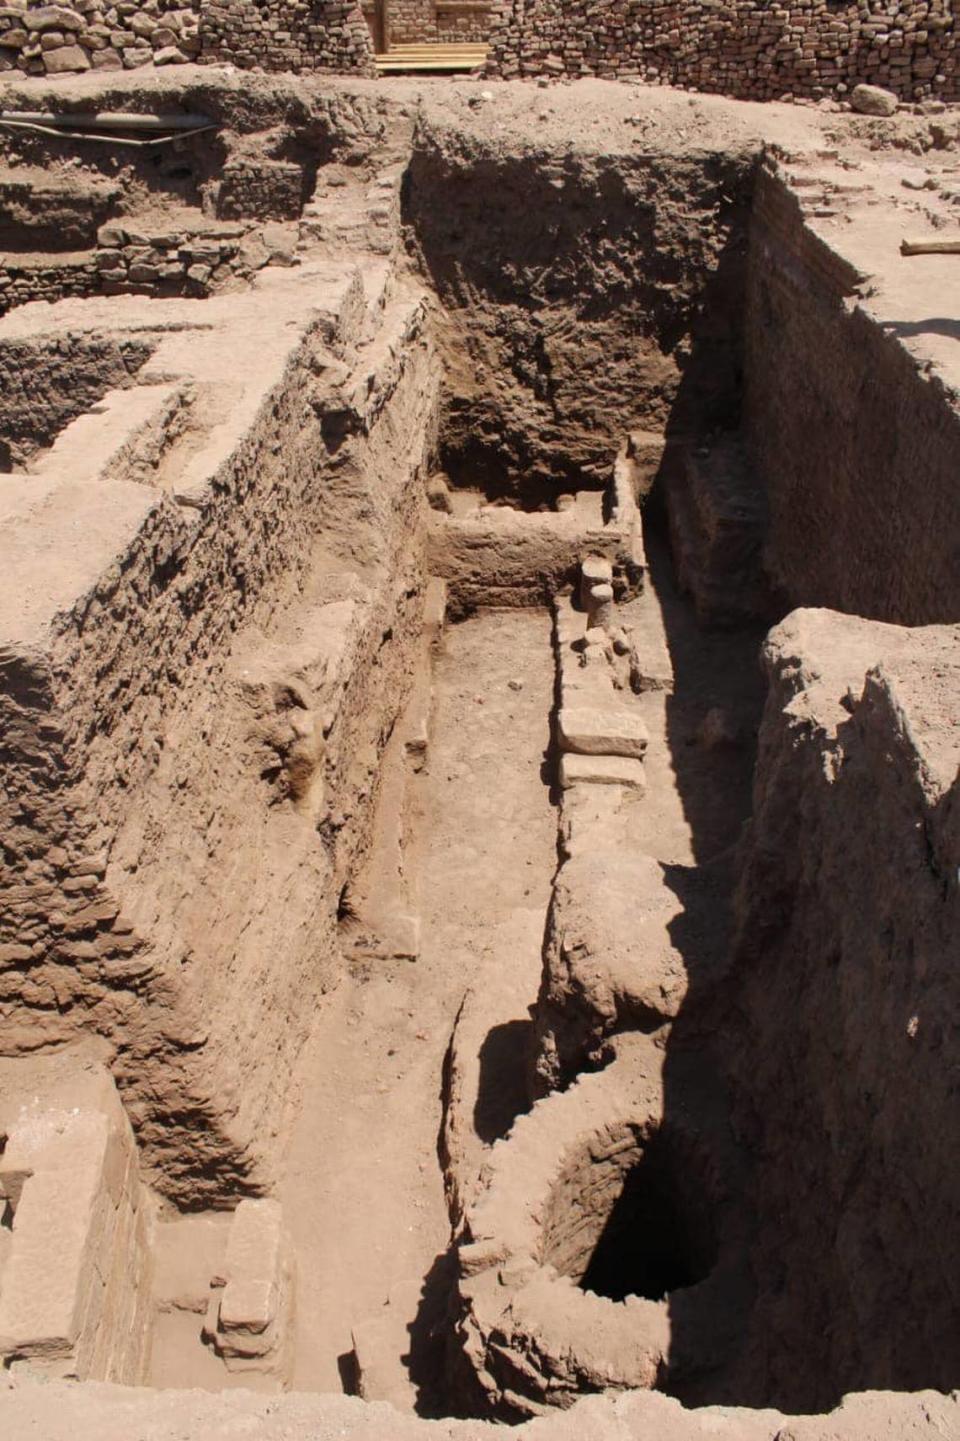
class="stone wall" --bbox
[198,0,375,73]
[0,0,201,77]
[485,0,960,102]
[0,0,375,75]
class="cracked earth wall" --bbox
[726,608,959,1411]
[404,118,752,496]
[0,267,440,1207]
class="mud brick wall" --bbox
[217,160,305,221]
[744,163,960,625]
[486,0,960,102]
[0,231,267,320]
[0,331,153,463]
[386,0,436,42]
[436,2,491,42]
[198,0,375,73]
[0,280,440,1208]
[730,609,960,1408]
[360,0,491,45]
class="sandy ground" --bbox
[278,608,556,1406]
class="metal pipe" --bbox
[0,119,218,147]
[0,110,216,131]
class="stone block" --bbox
[558,705,648,759]
[219,1277,277,1336]
[224,1199,284,1288]
[42,41,88,69]
[24,4,83,30]
[559,753,646,790]
[851,82,898,115]
[0,1167,103,1361]
[206,1198,293,1379]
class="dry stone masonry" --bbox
[486,0,960,101]
[4,0,957,98]
[0,0,201,76]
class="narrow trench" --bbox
[146,508,764,1407]
[270,508,762,1408]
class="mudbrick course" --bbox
[0,60,957,1441]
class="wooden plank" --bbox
[901,238,960,256]
[375,59,486,70]
[375,41,488,71]
[384,46,486,54]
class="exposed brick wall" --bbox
[485,0,960,102]
[436,3,491,42]
[360,0,492,46]
[198,0,375,72]
[387,0,436,43]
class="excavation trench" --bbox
[1,82,958,1436]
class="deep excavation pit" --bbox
[0,69,958,1441]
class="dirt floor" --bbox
[276,609,556,1405]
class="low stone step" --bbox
[559,753,646,790]
[558,705,649,759]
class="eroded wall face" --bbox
[728,610,960,1408]
[405,124,752,496]
[0,279,441,1208]
[744,166,960,627]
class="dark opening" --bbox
[473,1019,532,1144]
[579,1138,716,1303]
[0,1133,11,1233]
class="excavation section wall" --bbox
[0,263,440,1207]
[404,118,752,496]
[744,163,960,625]
[0,74,958,1441]
[727,608,960,1410]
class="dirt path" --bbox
[280,608,557,1405]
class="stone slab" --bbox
[559,753,646,790]
[558,705,649,759]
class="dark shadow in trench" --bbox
[641,516,769,1408]
[473,1019,533,1144]
[632,215,778,1411]
[580,1135,718,1305]
[404,1248,460,1417]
